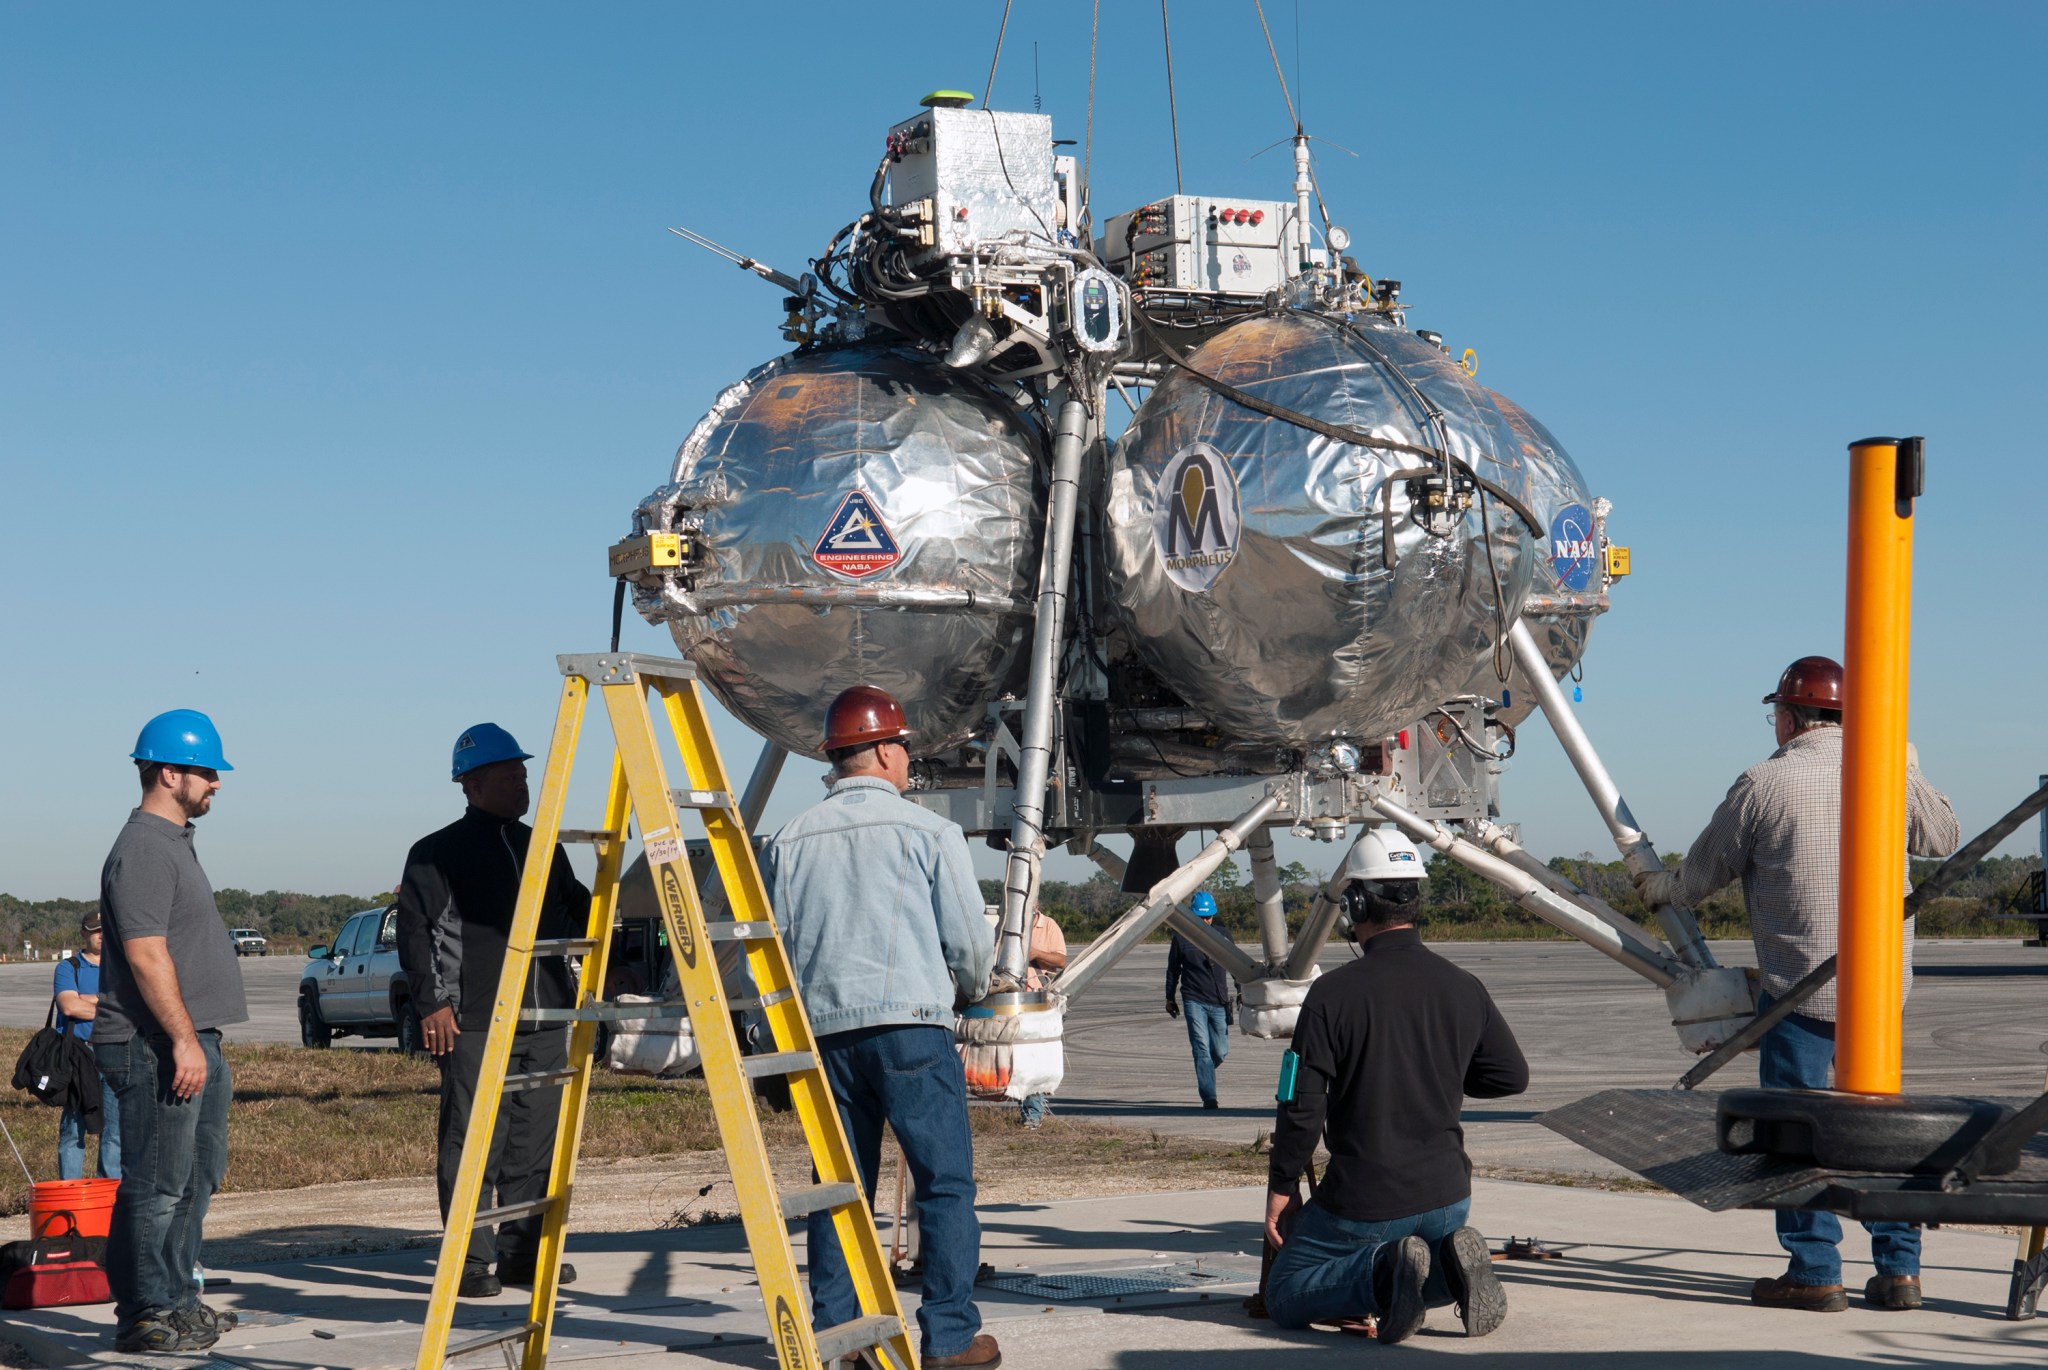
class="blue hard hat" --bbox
[1191,891,1218,919]
[132,710,233,771]
[451,723,531,780]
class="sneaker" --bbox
[1751,1275,1848,1312]
[114,1309,211,1353]
[458,1266,502,1298]
[1865,1274,1923,1310]
[1439,1226,1507,1337]
[498,1259,575,1288]
[923,1333,1002,1368]
[1202,1098,1220,1111]
[1376,1236,1432,1344]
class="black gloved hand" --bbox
[1225,1005,1236,1027]
[1165,998,1180,1019]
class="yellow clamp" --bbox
[1459,348,1478,377]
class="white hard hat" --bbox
[1339,826,1425,882]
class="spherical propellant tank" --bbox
[1458,391,1602,725]
[1104,309,1556,746]
[630,345,1045,759]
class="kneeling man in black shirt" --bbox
[1263,828,1529,1344]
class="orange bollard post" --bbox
[1835,435,1922,1095]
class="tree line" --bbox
[985,852,2044,948]
[0,890,388,959]
[1,850,2036,961]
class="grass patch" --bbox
[1,1030,1263,1218]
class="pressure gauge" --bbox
[1326,225,1352,254]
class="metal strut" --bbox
[997,398,1091,981]
[1507,618,1715,969]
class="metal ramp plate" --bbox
[1543,1089,2048,1224]
[980,1259,1253,1303]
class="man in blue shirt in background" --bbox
[54,910,120,1180]
[1166,891,1236,1109]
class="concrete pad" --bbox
[10,1179,2048,1369]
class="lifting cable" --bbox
[1083,0,1099,235]
[1161,1,1184,194]
[983,0,1014,109]
[1132,311,1548,543]
[1253,0,1300,131]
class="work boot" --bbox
[1750,1275,1848,1312]
[923,1333,1001,1368]
[113,1309,211,1353]
[1864,1274,1923,1310]
[1439,1226,1507,1337]
[177,1302,240,1337]
[498,1258,575,1288]
[457,1266,502,1298]
[1375,1236,1432,1344]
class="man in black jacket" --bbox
[396,723,590,1299]
[1262,828,1528,1344]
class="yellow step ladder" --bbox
[413,651,917,1370]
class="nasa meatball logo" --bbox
[1153,442,1241,592]
[812,489,901,578]
[1549,502,1597,592]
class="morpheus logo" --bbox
[1152,442,1242,592]
[1549,502,1597,593]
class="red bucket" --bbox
[29,1178,121,1240]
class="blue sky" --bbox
[5,2,2044,902]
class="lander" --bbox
[608,86,1752,1102]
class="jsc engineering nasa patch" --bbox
[812,489,901,578]
[1152,441,1241,592]
[1548,501,1597,592]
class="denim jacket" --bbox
[762,776,994,1036]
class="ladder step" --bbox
[531,937,599,955]
[445,1321,540,1361]
[474,1196,560,1228]
[779,1181,862,1221]
[503,1068,579,1094]
[741,1050,817,1080]
[812,1314,903,1364]
[669,787,737,811]
[556,828,621,846]
[521,1000,692,1024]
[705,921,778,943]
[728,987,794,1013]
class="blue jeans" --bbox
[1265,1197,1471,1328]
[808,1025,981,1358]
[1185,1001,1229,1103]
[96,1032,231,1323]
[1019,1093,1048,1125]
[1758,1003,1920,1286]
[57,1075,122,1180]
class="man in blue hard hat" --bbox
[395,723,590,1299]
[1165,890,1237,1109]
[94,710,248,1353]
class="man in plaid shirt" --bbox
[1640,655,1959,1314]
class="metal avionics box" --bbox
[1098,195,1306,296]
[884,107,1057,266]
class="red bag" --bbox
[2,1212,111,1310]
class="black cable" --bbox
[610,578,627,654]
[1160,1,1183,194]
[1134,311,1548,542]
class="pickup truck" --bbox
[298,905,419,1053]
[229,928,267,956]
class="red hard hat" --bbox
[823,685,912,753]
[1763,655,1844,711]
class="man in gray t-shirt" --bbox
[95,709,248,1355]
